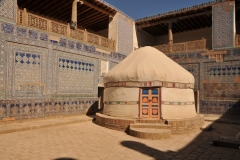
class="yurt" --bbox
[103,46,196,120]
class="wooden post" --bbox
[99,36,102,47]
[48,20,51,32]
[67,23,70,37]
[203,37,206,50]
[168,22,173,53]
[16,5,19,24]
[23,8,27,26]
[84,29,87,42]
[113,40,116,51]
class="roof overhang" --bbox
[17,0,117,31]
[136,0,240,37]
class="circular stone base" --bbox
[96,113,204,136]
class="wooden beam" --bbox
[78,12,103,24]
[189,17,202,29]
[148,26,160,35]
[155,25,165,36]
[147,27,159,36]
[33,0,56,13]
[81,0,114,16]
[61,6,92,22]
[57,5,90,21]
[39,0,66,14]
[81,15,108,27]
[137,11,212,29]
[173,22,184,32]
[154,25,166,36]
[187,18,198,29]
[79,10,101,20]
[142,28,153,36]
[172,24,181,33]
[77,7,92,16]
[47,1,72,17]
[18,0,36,9]
[181,19,194,31]
[87,19,108,31]
[193,17,204,29]
[188,18,200,29]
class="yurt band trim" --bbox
[104,101,195,105]
[104,81,194,89]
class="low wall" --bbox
[0,98,99,121]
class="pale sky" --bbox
[103,0,213,19]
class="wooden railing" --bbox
[154,44,169,53]
[236,34,240,47]
[17,8,115,51]
[153,38,207,53]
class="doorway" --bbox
[98,87,104,111]
[139,88,161,118]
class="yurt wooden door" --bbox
[139,88,161,118]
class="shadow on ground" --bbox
[114,100,240,159]
[53,158,77,160]
[121,141,177,159]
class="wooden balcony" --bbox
[17,8,115,51]
[153,38,207,53]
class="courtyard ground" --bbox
[0,115,240,160]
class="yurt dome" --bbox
[104,46,194,85]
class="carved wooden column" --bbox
[23,8,27,25]
[168,22,173,53]
[71,0,83,29]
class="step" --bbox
[201,121,213,131]
[130,123,171,129]
[129,128,171,140]
[135,119,166,124]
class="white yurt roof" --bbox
[104,46,194,84]
[103,46,194,84]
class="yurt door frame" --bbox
[139,88,161,118]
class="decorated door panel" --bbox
[139,88,161,118]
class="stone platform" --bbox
[96,113,204,140]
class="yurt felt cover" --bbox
[104,46,194,85]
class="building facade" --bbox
[0,0,239,121]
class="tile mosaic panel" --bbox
[7,43,47,98]
[0,98,99,120]
[203,61,240,100]
[0,0,14,21]
[1,23,14,34]
[118,14,133,55]
[224,47,240,61]
[109,61,118,70]
[201,100,240,117]
[101,60,108,75]
[15,52,41,93]
[181,64,199,90]
[17,27,27,37]
[212,1,235,49]
[54,50,98,97]
[167,52,209,64]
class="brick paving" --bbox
[0,117,240,160]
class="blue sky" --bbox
[103,0,213,19]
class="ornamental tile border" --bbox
[162,101,195,105]
[104,101,138,105]
[103,101,195,105]
[104,81,194,89]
